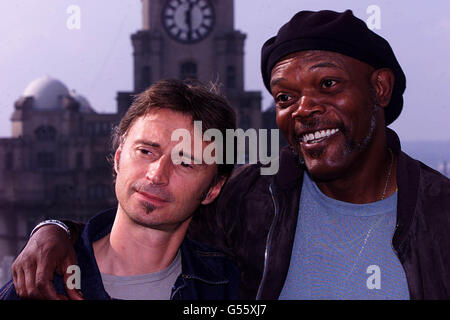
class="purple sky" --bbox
[1,0,449,141]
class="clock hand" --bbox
[185,3,193,39]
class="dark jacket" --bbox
[188,128,450,299]
[0,209,240,300]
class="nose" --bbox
[291,95,325,119]
[145,155,171,185]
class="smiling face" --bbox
[114,108,224,231]
[270,50,383,181]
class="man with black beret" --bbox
[9,10,450,300]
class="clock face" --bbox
[162,0,215,43]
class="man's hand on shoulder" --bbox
[11,225,83,300]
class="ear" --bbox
[370,68,395,108]
[200,176,227,205]
[114,146,122,174]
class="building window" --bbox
[88,184,112,200]
[76,152,83,169]
[85,122,111,137]
[37,152,55,168]
[93,153,108,169]
[54,185,75,201]
[103,122,111,135]
[35,126,56,141]
[141,66,152,90]
[86,123,93,136]
[226,65,236,89]
[180,62,197,80]
[4,152,13,170]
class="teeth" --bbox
[302,128,339,143]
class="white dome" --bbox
[23,75,69,110]
[70,90,96,114]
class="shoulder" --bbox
[227,163,272,190]
[400,151,450,223]
[182,238,237,265]
[219,163,274,206]
[404,152,450,202]
[417,161,450,215]
[418,161,450,194]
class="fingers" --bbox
[13,259,43,299]
[65,286,84,300]
[62,269,84,300]
[57,294,69,300]
[12,265,25,298]
[35,261,61,300]
[23,262,39,299]
[10,224,80,300]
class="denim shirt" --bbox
[1,209,240,300]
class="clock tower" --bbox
[118,0,261,130]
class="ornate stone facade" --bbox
[0,0,271,283]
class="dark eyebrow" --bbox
[134,139,160,148]
[309,62,343,71]
[270,62,343,89]
[270,77,286,89]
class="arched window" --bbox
[35,126,56,141]
[180,62,197,80]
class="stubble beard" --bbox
[141,201,157,214]
[292,99,379,172]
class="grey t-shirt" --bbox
[279,172,409,300]
[100,250,182,300]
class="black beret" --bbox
[261,9,406,125]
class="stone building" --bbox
[118,0,262,130]
[0,76,119,284]
[0,0,275,283]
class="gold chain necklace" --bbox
[380,148,394,200]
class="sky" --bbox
[0,0,449,141]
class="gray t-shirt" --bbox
[100,250,182,300]
[279,172,409,300]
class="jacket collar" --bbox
[76,209,115,299]
[179,238,230,284]
[272,128,417,252]
[387,128,420,251]
[77,208,229,299]
[273,146,305,191]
